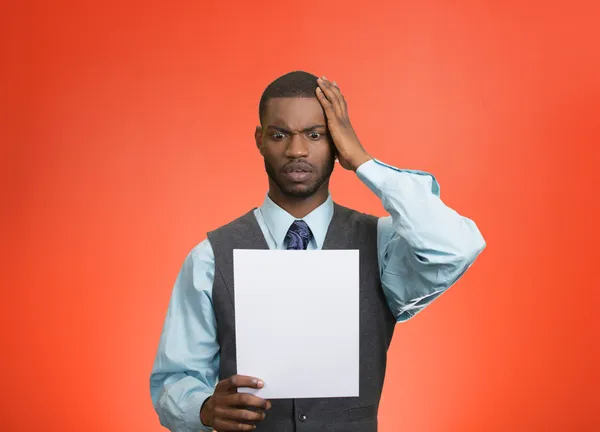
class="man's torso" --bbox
[206,203,396,432]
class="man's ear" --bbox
[255,126,264,155]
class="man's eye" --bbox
[272,133,286,140]
[308,132,322,140]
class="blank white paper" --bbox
[233,249,359,399]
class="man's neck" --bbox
[267,187,329,219]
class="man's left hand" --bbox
[315,76,373,171]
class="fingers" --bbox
[317,76,342,116]
[217,375,264,393]
[315,86,335,118]
[316,76,346,117]
[213,417,259,431]
[330,80,348,114]
[209,394,271,431]
[229,392,272,410]
[212,395,271,431]
[216,406,266,422]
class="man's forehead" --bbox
[264,97,325,127]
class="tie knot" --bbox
[285,220,312,250]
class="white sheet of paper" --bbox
[233,249,359,399]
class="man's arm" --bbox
[357,159,486,321]
[315,76,485,321]
[150,240,218,432]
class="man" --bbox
[150,71,485,432]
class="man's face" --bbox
[256,97,335,198]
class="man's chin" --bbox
[278,180,321,198]
[282,185,315,198]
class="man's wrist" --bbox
[351,152,373,172]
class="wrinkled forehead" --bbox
[263,97,326,130]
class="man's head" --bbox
[255,71,335,200]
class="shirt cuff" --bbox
[356,159,441,197]
[175,391,213,432]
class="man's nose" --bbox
[285,133,309,158]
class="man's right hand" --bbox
[200,375,272,431]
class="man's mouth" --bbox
[283,164,313,182]
[283,170,312,182]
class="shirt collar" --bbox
[258,193,334,249]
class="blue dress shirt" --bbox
[150,159,486,432]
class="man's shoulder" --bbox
[333,202,380,224]
[205,207,266,253]
[182,208,260,264]
[207,208,258,236]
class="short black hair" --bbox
[259,71,319,124]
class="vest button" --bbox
[298,413,307,422]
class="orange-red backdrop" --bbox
[2,1,599,431]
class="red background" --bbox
[2,1,599,431]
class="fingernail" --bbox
[322,76,327,80]
[257,379,264,387]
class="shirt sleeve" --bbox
[356,159,486,322]
[150,239,219,432]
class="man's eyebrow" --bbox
[266,124,327,133]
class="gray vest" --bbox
[207,203,396,432]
